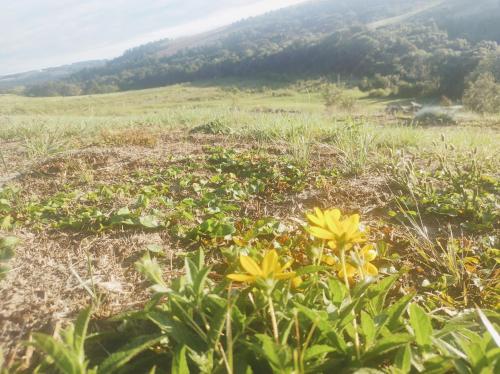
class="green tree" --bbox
[463,72,500,113]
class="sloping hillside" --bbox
[421,0,500,42]
[22,0,500,98]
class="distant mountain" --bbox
[22,0,500,99]
[0,60,106,92]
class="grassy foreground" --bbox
[0,81,499,373]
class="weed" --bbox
[190,119,233,135]
[23,130,67,159]
[389,147,499,232]
[326,120,374,176]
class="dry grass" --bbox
[99,128,160,148]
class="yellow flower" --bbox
[322,255,337,266]
[306,208,340,228]
[338,244,378,281]
[307,208,366,250]
[291,276,303,289]
[227,250,296,283]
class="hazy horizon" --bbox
[0,0,307,76]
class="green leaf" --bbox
[115,207,131,216]
[366,273,399,314]
[409,304,433,347]
[193,265,211,297]
[97,334,164,374]
[146,244,164,255]
[295,303,346,353]
[139,215,161,229]
[295,265,329,276]
[394,344,412,373]
[476,307,500,347]
[193,249,205,271]
[328,278,347,305]
[0,265,9,279]
[303,345,335,361]
[364,334,412,362]
[148,310,205,352]
[31,333,80,374]
[254,334,292,372]
[0,199,11,210]
[172,345,190,374]
[73,307,92,361]
[361,311,376,349]
[377,293,414,330]
[213,222,235,237]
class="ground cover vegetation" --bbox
[0,79,498,372]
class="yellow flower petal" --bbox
[261,250,279,276]
[227,274,256,282]
[325,215,342,237]
[363,263,378,276]
[314,207,324,217]
[309,226,335,240]
[326,209,341,221]
[291,276,303,289]
[280,260,294,272]
[307,208,326,227]
[339,263,357,279]
[361,245,377,262]
[327,240,337,250]
[239,256,262,277]
[345,214,360,235]
[323,255,337,266]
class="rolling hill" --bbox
[15,0,500,98]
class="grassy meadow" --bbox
[0,81,499,372]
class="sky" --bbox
[0,0,308,76]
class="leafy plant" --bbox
[30,307,94,374]
[29,209,499,373]
[190,120,233,135]
[327,121,374,176]
[389,146,499,232]
[0,236,18,280]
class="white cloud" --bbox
[0,0,307,75]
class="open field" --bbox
[0,81,499,372]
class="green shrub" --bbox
[190,120,233,135]
[413,110,457,126]
[322,84,357,111]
